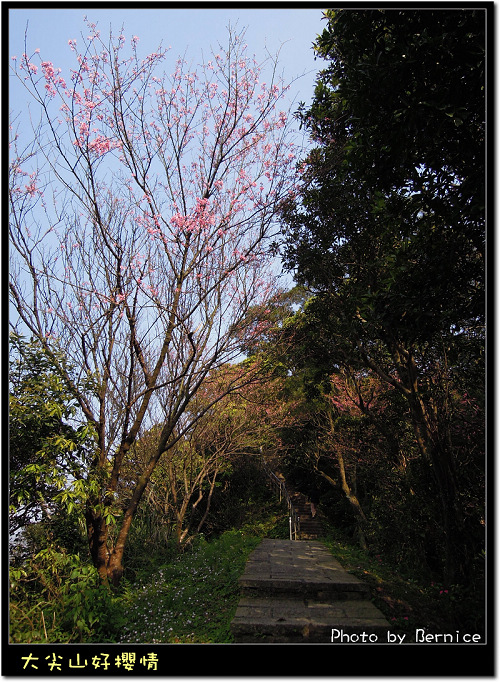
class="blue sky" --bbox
[9,5,325,113]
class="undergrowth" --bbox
[320,523,486,641]
[9,546,125,643]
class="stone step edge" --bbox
[231,619,389,634]
[232,595,388,618]
[231,602,391,643]
[239,577,370,591]
[231,598,390,642]
[239,578,371,603]
[231,625,389,643]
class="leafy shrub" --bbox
[9,545,124,642]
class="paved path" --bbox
[231,539,390,643]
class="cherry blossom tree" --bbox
[9,22,299,583]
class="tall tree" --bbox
[280,9,486,583]
[9,22,298,583]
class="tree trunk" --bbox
[314,449,368,550]
[322,411,368,548]
[409,392,465,583]
[366,340,468,584]
[86,432,175,585]
[336,447,368,550]
[85,508,111,583]
[195,470,219,534]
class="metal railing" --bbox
[260,457,300,541]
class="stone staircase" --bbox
[290,492,323,540]
[231,539,390,643]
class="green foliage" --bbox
[9,545,125,643]
[192,454,280,537]
[313,9,484,212]
[236,285,310,359]
[279,8,485,587]
[12,512,88,568]
[9,333,97,535]
[285,8,484,342]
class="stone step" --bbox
[299,520,322,529]
[231,539,390,643]
[239,574,370,601]
[232,596,389,643]
[237,540,371,601]
[297,520,322,539]
[299,527,321,532]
